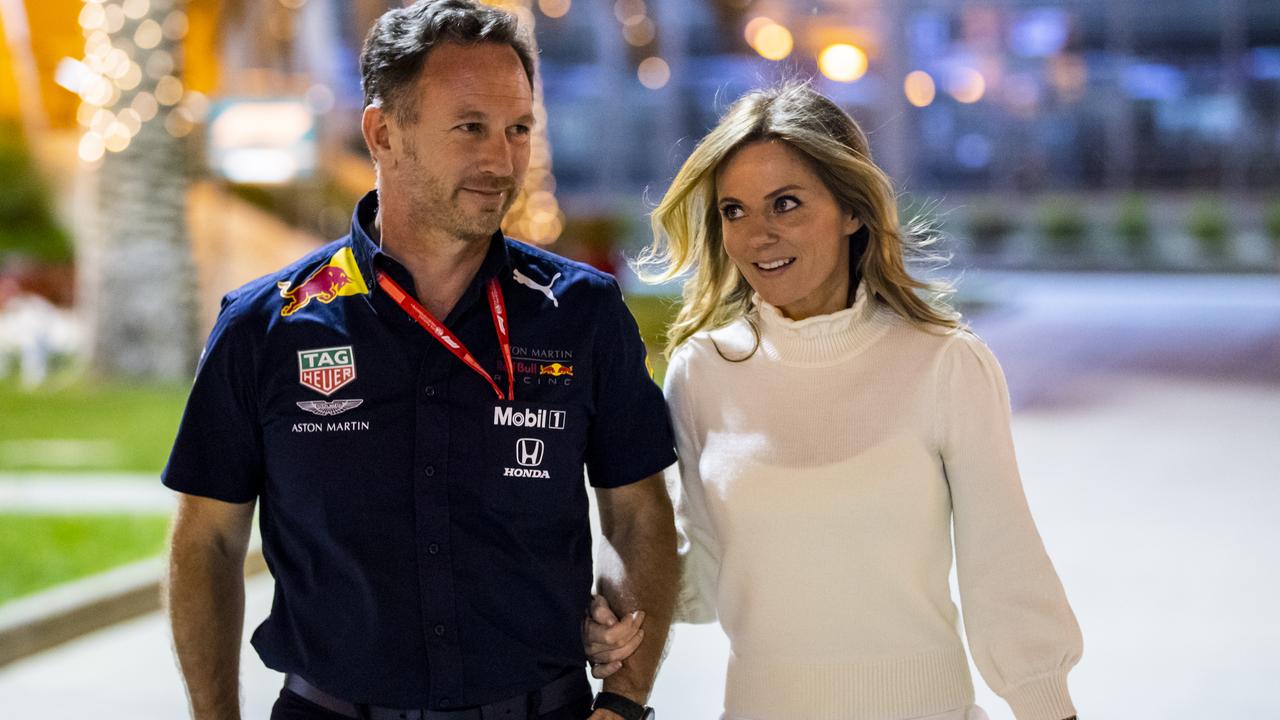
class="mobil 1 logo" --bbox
[493,405,566,430]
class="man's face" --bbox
[384,42,534,243]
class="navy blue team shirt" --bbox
[163,191,676,709]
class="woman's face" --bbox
[717,140,862,321]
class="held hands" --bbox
[582,594,645,679]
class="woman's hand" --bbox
[582,594,646,678]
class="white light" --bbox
[221,149,300,184]
[134,19,162,49]
[55,58,92,94]
[122,0,150,21]
[79,133,106,162]
[637,56,670,90]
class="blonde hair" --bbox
[638,81,960,358]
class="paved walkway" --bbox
[0,474,171,513]
[1,272,1278,719]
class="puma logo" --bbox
[513,268,561,308]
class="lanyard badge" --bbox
[377,271,516,401]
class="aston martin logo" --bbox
[296,399,364,417]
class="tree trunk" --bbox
[88,0,197,380]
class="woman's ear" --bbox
[844,213,863,237]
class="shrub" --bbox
[0,123,73,265]
[1114,195,1152,259]
[966,204,1015,254]
[1186,197,1231,260]
[1264,200,1280,251]
[1038,197,1089,255]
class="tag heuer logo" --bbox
[298,346,356,396]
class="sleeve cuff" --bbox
[1002,671,1075,720]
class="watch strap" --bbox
[592,691,651,720]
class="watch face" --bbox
[641,710,656,720]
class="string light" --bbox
[752,23,793,61]
[536,0,570,18]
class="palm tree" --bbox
[82,0,197,380]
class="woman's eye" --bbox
[721,205,743,220]
[774,196,800,213]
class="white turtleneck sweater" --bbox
[665,284,1082,720]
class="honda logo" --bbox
[515,438,545,467]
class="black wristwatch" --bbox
[592,691,655,720]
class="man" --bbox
[164,2,678,719]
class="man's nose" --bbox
[475,132,516,178]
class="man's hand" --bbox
[583,594,645,678]
[594,471,678,705]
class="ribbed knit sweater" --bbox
[665,284,1082,720]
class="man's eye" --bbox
[510,125,531,136]
[774,196,800,213]
[457,123,483,133]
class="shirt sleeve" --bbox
[664,345,720,624]
[161,294,264,503]
[584,280,677,488]
[938,332,1083,720]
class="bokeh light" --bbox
[904,70,937,107]
[637,56,670,90]
[948,67,986,104]
[818,44,868,83]
[537,0,571,19]
[752,23,793,61]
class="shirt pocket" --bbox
[482,400,588,518]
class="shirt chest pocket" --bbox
[483,401,588,517]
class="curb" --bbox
[0,543,267,669]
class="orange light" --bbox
[752,23,793,61]
[537,0,571,19]
[818,44,868,83]
[904,70,936,107]
[743,16,774,46]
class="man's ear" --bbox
[362,105,393,167]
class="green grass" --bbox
[0,381,189,473]
[0,513,171,604]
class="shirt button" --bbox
[424,466,435,477]
[434,624,445,636]
[424,386,436,397]
[428,543,439,554]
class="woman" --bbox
[587,83,1082,720]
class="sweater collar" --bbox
[753,281,892,365]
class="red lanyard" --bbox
[377,271,515,401]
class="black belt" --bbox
[284,670,590,720]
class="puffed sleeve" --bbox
[664,344,720,624]
[938,332,1083,720]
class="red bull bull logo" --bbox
[539,363,574,377]
[277,247,369,317]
